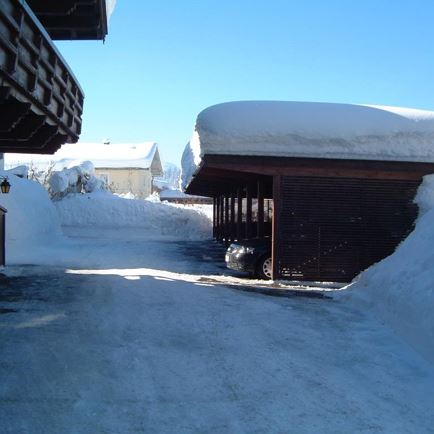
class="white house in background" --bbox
[5,142,164,199]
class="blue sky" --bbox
[56,0,434,164]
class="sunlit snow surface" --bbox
[1,228,434,433]
[2,173,434,432]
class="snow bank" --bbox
[54,191,212,240]
[344,175,434,363]
[0,171,211,266]
[0,171,68,264]
[182,101,434,189]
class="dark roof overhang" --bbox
[185,154,434,197]
[0,0,84,154]
[26,0,108,40]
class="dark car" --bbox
[225,238,272,279]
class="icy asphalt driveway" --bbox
[1,235,434,433]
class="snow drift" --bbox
[0,172,211,266]
[345,175,434,364]
[0,171,68,264]
[54,191,211,240]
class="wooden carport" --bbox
[186,154,434,282]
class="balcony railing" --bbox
[0,0,84,153]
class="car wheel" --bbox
[257,255,272,280]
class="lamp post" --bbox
[0,176,11,194]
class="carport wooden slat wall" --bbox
[273,176,420,282]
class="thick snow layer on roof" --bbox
[182,101,434,188]
[6,142,158,170]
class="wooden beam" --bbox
[237,186,243,241]
[217,195,223,242]
[272,176,281,280]
[246,184,253,239]
[213,197,217,239]
[230,190,236,242]
[257,180,264,238]
[219,195,224,242]
[224,195,229,243]
[202,155,434,181]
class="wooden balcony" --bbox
[0,0,84,153]
[27,0,108,40]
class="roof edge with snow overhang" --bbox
[6,142,162,173]
[181,101,434,189]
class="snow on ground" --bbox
[343,174,434,364]
[0,171,69,265]
[1,231,434,433]
[182,101,434,188]
[2,169,434,432]
[54,191,211,238]
[0,173,211,266]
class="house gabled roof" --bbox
[6,142,163,176]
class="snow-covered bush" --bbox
[48,161,106,200]
[27,160,55,188]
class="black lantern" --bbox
[0,177,10,194]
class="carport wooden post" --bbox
[230,190,236,242]
[213,197,216,238]
[257,180,264,238]
[272,176,281,280]
[215,196,222,241]
[215,196,220,240]
[237,187,243,241]
[246,184,253,239]
[224,195,230,243]
[220,195,225,241]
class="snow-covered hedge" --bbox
[48,161,105,199]
[345,175,434,363]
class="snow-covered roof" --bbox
[182,101,434,188]
[6,142,160,170]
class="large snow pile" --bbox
[182,101,434,188]
[0,171,67,264]
[344,175,434,363]
[0,171,211,266]
[55,191,212,240]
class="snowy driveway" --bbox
[1,232,434,433]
